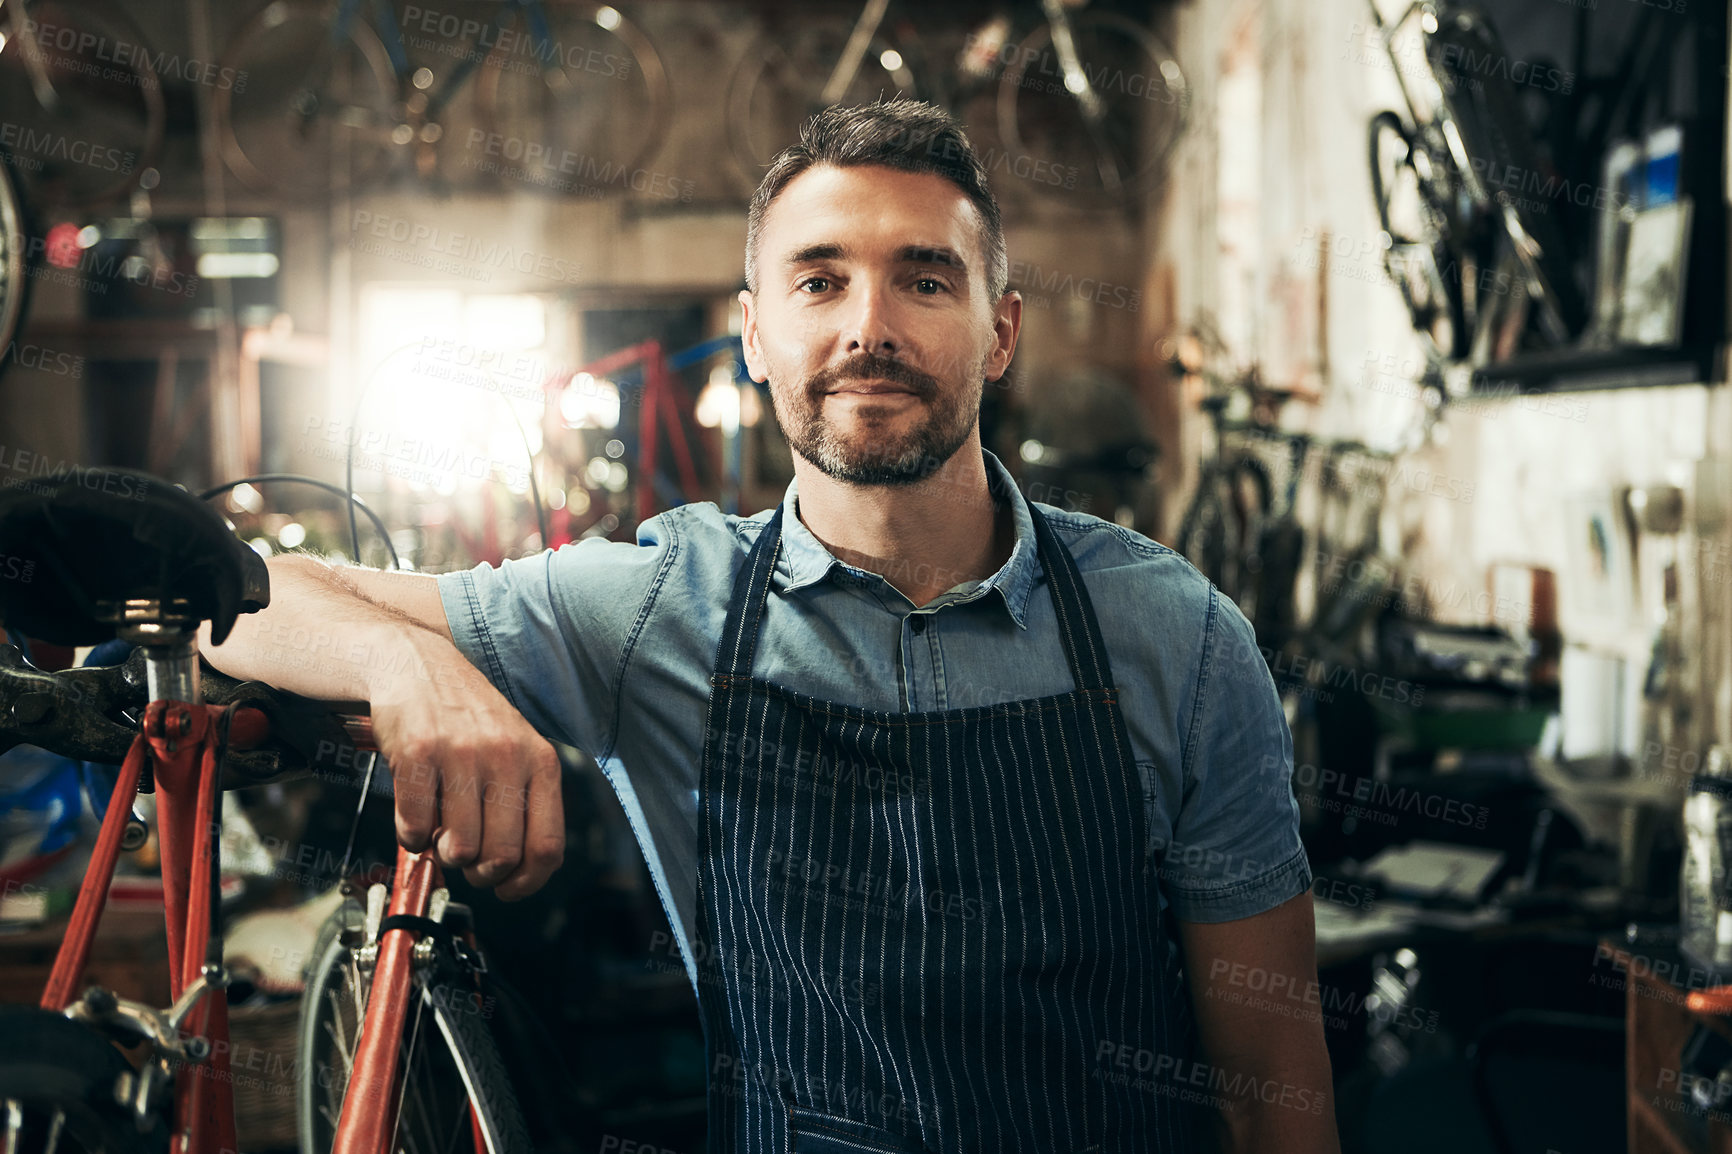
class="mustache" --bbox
[808,353,937,398]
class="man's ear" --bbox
[739,288,769,384]
[985,290,1022,383]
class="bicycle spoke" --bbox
[389,992,429,1154]
[399,1006,441,1154]
[323,986,355,1078]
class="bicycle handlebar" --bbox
[0,642,375,789]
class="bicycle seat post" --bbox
[107,597,201,705]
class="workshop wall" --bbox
[1148,0,1732,753]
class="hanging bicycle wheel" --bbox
[1368,110,1467,363]
[0,1004,170,1154]
[997,10,1188,204]
[725,15,923,191]
[1428,10,1587,347]
[0,0,164,206]
[470,3,671,200]
[215,0,399,196]
[0,159,33,381]
[297,899,532,1154]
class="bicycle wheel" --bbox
[1368,110,1467,363]
[1428,10,1587,346]
[0,0,164,205]
[215,0,399,196]
[725,15,922,190]
[297,899,533,1154]
[1179,453,1269,600]
[470,2,671,200]
[996,10,1188,204]
[0,158,34,380]
[0,1004,169,1154]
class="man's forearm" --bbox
[198,554,450,702]
[1206,1050,1340,1154]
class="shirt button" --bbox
[910,615,926,634]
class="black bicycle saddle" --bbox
[0,467,269,646]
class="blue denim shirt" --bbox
[436,449,1310,994]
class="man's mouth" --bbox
[828,381,915,395]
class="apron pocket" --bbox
[787,1106,925,1154]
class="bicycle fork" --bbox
[330,846,444,1154]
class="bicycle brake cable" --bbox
[334,749,379,897]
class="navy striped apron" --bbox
[694,500,1196,1152]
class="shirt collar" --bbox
[773,447,1039,630]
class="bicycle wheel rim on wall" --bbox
[0,0,164,207]
[996,11,1189,206]
[470,2,672,201]
[725,19,921,194]
[214,0,399,196]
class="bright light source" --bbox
[197,252,280,278]
[879,49,903,72]
[228,482,264,514]
[278,522,306,549]
[354,286,550,495]
[604,438,624,458]
[695,373,739,432]
[560,374,620,429]
[1020,439,1045,463]
[1065,72,1087,95]
[248,537,273,557]
[595,5,621,30]
[462,295,545,350]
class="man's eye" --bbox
[914,277,946,294]
[798,277,830,294]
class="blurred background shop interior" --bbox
[0,0,1728,1150]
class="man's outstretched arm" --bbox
[198,553,564,900]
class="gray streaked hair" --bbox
[744,98,1008,301]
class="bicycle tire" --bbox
[1368,109,1467,363]
[0,1004,170,1154]
[0,157,35,381]
[996,10,1188,204]
[1176,467,1230,590]
[297,898,533,1154]
[1178,453,1269,600]
[0,0,165,206]
[214,0,399,196]
[470,2,672,200]
[1428,10,1587,345]
[725,16,923,191]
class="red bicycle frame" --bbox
[39,700,464,1154]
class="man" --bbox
[205,100,1338,1152]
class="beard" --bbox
[770,351,982,487]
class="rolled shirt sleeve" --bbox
[434,527,678,761]
[1160,586,1313,923]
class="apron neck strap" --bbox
[711,497,1120,696]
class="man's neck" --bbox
[793,446,1013,609]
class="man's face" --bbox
[740,164,1019,487]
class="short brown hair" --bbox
[744,98,1008,300]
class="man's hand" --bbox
[365,629,565,900]
[200,554,567,899]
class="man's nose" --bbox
[844,283,897,357]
